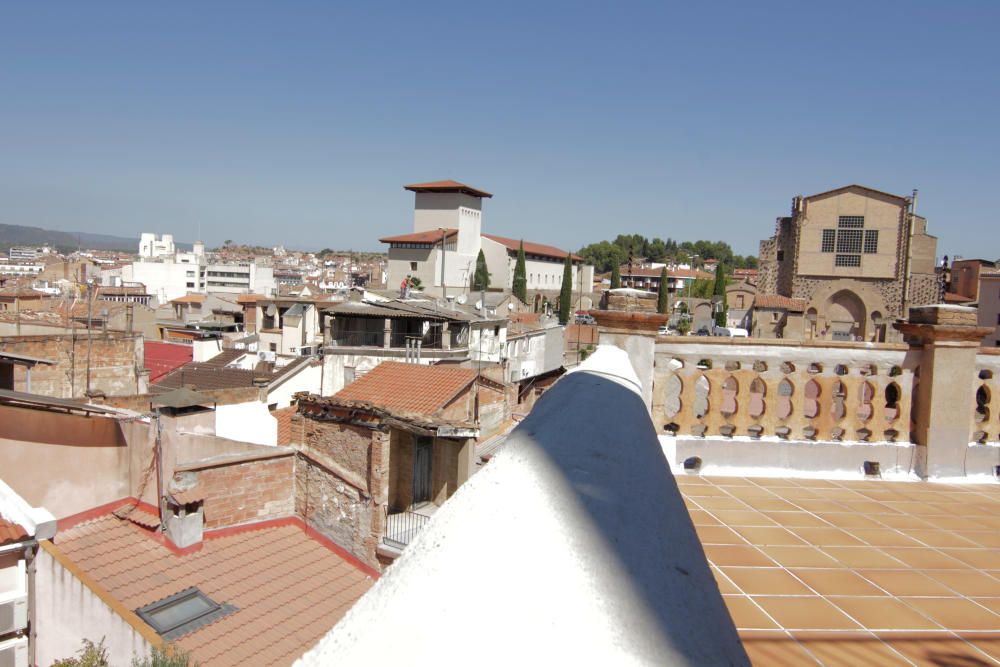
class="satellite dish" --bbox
[507,302,514,310]
[475,300,482,310]
[456,294,467,305]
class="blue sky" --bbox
[2,2,998,258]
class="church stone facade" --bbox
[757,185,943,342]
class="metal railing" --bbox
[383,507,431,549]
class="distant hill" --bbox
[0,224,189,254]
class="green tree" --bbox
[558,254,573,325]
[512,240,527,303]
[657,266,669,314]
[713,264,728,328]
[610,264,621,289]
[472,249,490,291]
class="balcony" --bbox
[382,505,435,551]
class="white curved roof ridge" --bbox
[567,343,644,396]
[296,344,749,667]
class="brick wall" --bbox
[273,405,298,445]
[187,454,296,529]
[0,332,143,398]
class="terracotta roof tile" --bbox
[403,180,493,198]
[380,229,459,245]
[170,293,207,304]
[333,361,476,416]
[0,516,28,546]
[54,513,373,667]
[753,294,808,311]
[482,234,581,262]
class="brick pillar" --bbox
[896,305,993,478]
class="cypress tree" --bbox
[610,264,621,289]
[657,266,669,314]
[473,249,490,291]
[558,254,573,325]
[512,240,527,303]
[713,263,728,327]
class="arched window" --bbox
[832,380,847,421]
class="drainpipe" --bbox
[25,541,37,667]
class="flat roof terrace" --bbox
[678,475,1000,664]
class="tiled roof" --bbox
[0,516,28,546]
[54,513,374,667]
[805,184,908,203]
[379,229,459,245]
[753,294,808,311]
[678,475,1000,665]
[144,341,193,384]
[403,180,493,198]
[170,294,207,304]
[482,234,582,262]
[334,361,476,416]
[152,356,313,393]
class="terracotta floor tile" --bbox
[686,509,721,526]
[844,527,924,548]
[965,637,1000,663]
[753,595,862,631]
[703,544,776,567]
[759,546,842,568]
[742,497,802,512]
[902,597,1000,631]
[831,597,943,631]
[695,524,746,545]
[971,598,1000,616]
[695,495,751,511]
[734,525,809,547]
[762,511,832,528]
[821,547,906,569]
[856,570,956,598]
[809,512,884,530]
[905,529,981,549]
[793,500,851,514]
[723,485,780,499]
[711,509,778,527]
[790,569,888,597]
[722,595,780,629]
[790,527,867,547]
[940,547,1000,570]
[927,570,1000,597]
[873,514,936,530]
[711,567,740,594]
[740,635,820,664]
[889,548,969,570]
[793,633,913,667]
[954,530,1000,548]
[721,567,814,596]
[882,636,995,667]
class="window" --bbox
[136,587,235,640]
[835,254,861,267]
[269,343,277,352]
[863,230,879,254]
[822,216,868,266]
[185,282,195,288]
[410,261,418,271]
[776,250,784,262]
[997,313,1000,325]
[821,229,835,253]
